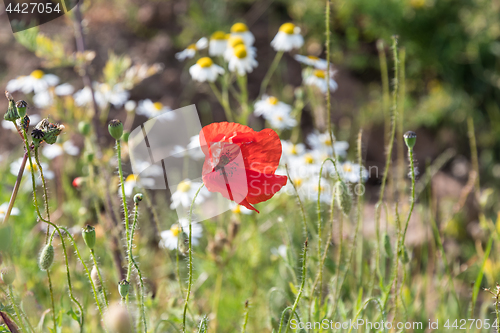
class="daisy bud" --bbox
[39,244,55,271]
[15,100,27,118]
[383,233,392,258]
[1,267,16,285]
[82,225,96,249]
[122,132,130,143]
[104,302,133,333]
[91,265,101,289]
[133,193,143,204]
[72,177,85,188]
[179,232,189,255]
[108,119,124,140]
[20,115,30,133]
[118,279,130,298]
[78,121,91,136]
[403,131,417,150]
[4,99,19,122]
[335,180,352,216]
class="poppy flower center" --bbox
[279,23,295,34]
[314,70,326,79]
[231,23,248,33]
[31,70,44,79]
[211,31,227,40]
[177,180,192,193]
[267,96,279,105]
[233,45,247,59]
[170,224,181,237]
[197,57,213,68]
[228,36,245,48]
[153,102,163,110]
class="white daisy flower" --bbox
[136,99,173,118]
[189,57,225,83]
[307,131,349,158]
[159,218,203,250]
[175,37,208,61]
[224,36,256,61]
[230,202,253,215]
[124,100,136,112]
[209,31,228,57]
[304,69,338,94]
[228,45,258,76]
[340,162,368,183]
[271,23,304,52]
[74,83,129,109]
[254,96,292,119]
[304,177,334,203]
[120,174,155,197]
[267,108,297,130]
[10,157,55,185]
[42,140,80,159]
[170,179,208,209]
[6,70,59,94]
[281,141,306,159]
[0,202,20,221]
[230,23,255,46]
[74,85,107,109]
[294,55,330,70]
[55,83,75,96]
[33,90,53,108]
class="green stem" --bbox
[285,165,308,238]
[2,152,27,225]
[400,147,415,246]
[46,270,57,331]
[325,0,337,157]
[91,249,109,307]
[210,82,234,122]
[240,300,250,333]
[34,148,50,243]
[7,285,27,332]
[182,184,205,332]
[259,51,284,97]
[237,75,250,125]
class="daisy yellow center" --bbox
[211,31,227,40]
[187,44,197,50]
[228,36,245,48]
[233,45,247,59]
[276,115,283,121]
[294,178,303,187]
[268,96,279,105]
[197,57,213,68]
[343,164,352,172]
[153,102,163,110]
[170,224,181,237]
[30,70,44,79]
[26,163,39,172]
[231,23,248,33]
[279,23,295,34]
[304,154,314,164]
[232,205,241,214]
[126,174,138,182]
[290,145,298,155]
[177,180,191,193]
[0,208,5,215]
[324,138,332,145]
[307,55,320,60]
[314,70,326,79]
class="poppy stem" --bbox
[182,184,205,333]
[209,82,234,122]
[3,152,27,225]
[259,50,284,98]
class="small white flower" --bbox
[294,55,330,70]
[224,36,256,61]
[42,140,80,159]
[267,108,297,130]
[170,179,208,209]
[271,23,304,52]
[175,37,208,61]
[33,91,53,108]
[230,23,255,46]
[0,202,20,221]
[121,174,155,197]
[304,177,334,203]
[228,45,258,76]
[189,57,225,83]
[6,70,59,94]
[209,31,228,57]
[159,218,203,250]
[307,131,349,158]
[124,100,136,112]
[304,69,338,93]
[254,96,292,119]
[74,83,129,109]
[136,99,173,118]
[281,141,306,159]
[74,85,106,108]
[230,202,253,215]
[340,162,368,183]
[55,83,75,96]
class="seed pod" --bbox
[43,123,64,144]
[82,225,96,249]
[31,128,45,146]
[133,193,143,204]
[91,266,101,289]
[78,121,91,136]
[15,100,27,118]
[403,131,417,149]
[179,232,189,255]
[383,233,392,258]
[39,244,55,271]
[122,132,130,143]
[1,267,15,285]
[335,180,352,216]
[118,279,130,298]
[108,119,124,140]
[4,100,19,122]
[20,115,30,133]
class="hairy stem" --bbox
[259,51,284,97]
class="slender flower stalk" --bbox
[401,131,417,246]
[2,152,27,225]
[236,75,250,124]
[209,82,234,122]
[34,148,51,243]
[240,300,250,333]
[90,250,109,307]
[115,138,131,248]
[259,51,284,97]
[7,285,27,332]
[325,0,337,158]
[285,164,308,238]
[182,184,205,332]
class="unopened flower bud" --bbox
[404,131,417,150]
[133,193,143,204]
[335,180,352,216]
[78,121,91,136]
[118,279,130,298]
[39,244,55,271]
[31,128,45,146]
[108,119,124,140]
[383,233,392,258]
[43,123,64,144]
[104,302,133,333]
[1,267,16,285]
[72,177,85,188]
[15,100,27,118]
[82,225,96,249]
[179,232,189,255]
[122,132,130,143]
[91,265,101,289]
[4,99,19,122]
[20,115,30,132]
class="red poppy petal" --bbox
[245,169,287,204]
[239,198,260,213]
[240,128,282,173]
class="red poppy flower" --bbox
[199,122,287,213]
